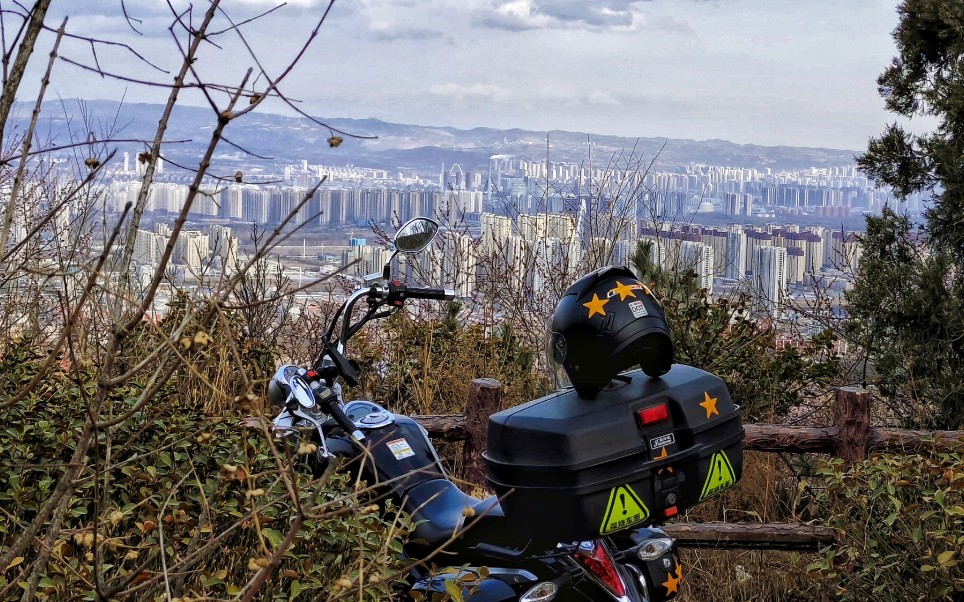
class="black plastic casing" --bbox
[484,364,744,543]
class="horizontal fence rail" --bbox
[412,381,964,551]
[660,522,835,551]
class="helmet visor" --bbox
[545,324,573,391]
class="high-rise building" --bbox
[341,244,388,278]
[750,245,788,316]
[481,213,513,255]
[635,236,668,275]
[175,230,210,273]
[432,230,478,298]
[829,231,862,272]
[221,185,245,220]
[518,213,576,243]
[786,246,806,284]
[700,228,728,276]
[133,228,159,265]
[679,241,716,291]
[725,227,747,280]
[210,225,238,273]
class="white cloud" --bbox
[233,0,330,6]
[429,83,518,104]
[473,0,645,31]
[587,90,622,106]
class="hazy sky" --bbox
[23,0,914,151]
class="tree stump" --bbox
[462,378,502,486]
[833,386,871,469]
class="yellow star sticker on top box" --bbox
[699,391,719,419]
[583,293,609,318]
[655,446,674,474]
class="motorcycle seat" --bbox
[403,478,510,553]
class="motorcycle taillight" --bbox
[573,541,626,598]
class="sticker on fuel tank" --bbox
[386,438,415,460]
[650,433,675,449]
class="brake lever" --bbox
[319,338,360,387]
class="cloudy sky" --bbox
[22,0,913,151]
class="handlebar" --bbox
[336,283,456,352]
[305,376,365,441]
[310,279,457,389]
[402,286,456,301]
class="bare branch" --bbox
[120,0,144,34]
[210,2,287,36]
[228,0,336,121]
[0,14,63,256]
[0,137,190,166]
[219,134,275,160]
[117,0,223,287]
[0,0,50,149]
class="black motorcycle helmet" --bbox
[548,265,674,398]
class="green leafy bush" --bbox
[806,452,964,601]
[353,304,552,416]
[0,340,411,601]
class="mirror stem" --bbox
[383,249,399,282]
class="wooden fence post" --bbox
[833,386,871,469]
[462,378,502,487]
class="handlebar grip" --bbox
[306,379,365,441]
[405,287,456,301]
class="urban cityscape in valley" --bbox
[112,148,911,330]
[5,103,924,352]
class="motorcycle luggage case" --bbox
[484,364,743,542]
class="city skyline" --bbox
[86,150,873,327]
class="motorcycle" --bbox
[268,217,704,602]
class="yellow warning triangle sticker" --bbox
[699,451,736,501]
[599,484,650,535]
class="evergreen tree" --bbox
[631,241,841,422]
[850,0,964,427]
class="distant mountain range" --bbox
[11,100,862,178]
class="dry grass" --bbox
[673,451,819,601]
[678,548,816,602]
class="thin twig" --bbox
[0,12,62,256]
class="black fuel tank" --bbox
[358,416,446,494]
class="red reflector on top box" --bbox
[637,403,669,426]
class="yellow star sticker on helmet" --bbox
[612,280,638,301]
[583,293,609,318]
[699,391,719,419]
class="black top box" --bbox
[484,364,744,543]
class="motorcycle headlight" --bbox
[636,537,674,561]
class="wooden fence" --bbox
[413,380,964,551]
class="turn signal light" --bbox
[637,403,669,427]
[520,582,558,602]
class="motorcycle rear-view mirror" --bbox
[366,217,441,286]
[393,217,439,253]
